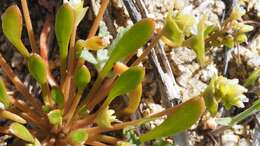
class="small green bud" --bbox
[74,65,91,89]
[68,129,88,145]
[47,109,62,125]
[27,54,48,84]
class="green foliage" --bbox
[74,65,91,89]
[1,5,29,58]
[68,129,88,145]
[162,12,184,47]
[27,54,48,84]
[244,68,260,87]
[99,18,154,79]
[0,78,11,108]
[123,84,142,114]
[51,87,64,108]
[55,3,75,60]
[123,127,141,146]
[10,123,35,143]
[140,96,205,142]
[152,139,173,146]
[47,109,62,125]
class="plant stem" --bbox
[96,135,119,144]
[0,126,9,134]
[21,0,37,53]
[86,141,108,146]
[64,89,83,125]
[41,82,53,106]
[0,54,42,112]
[230,99,260,125]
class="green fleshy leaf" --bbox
[0,78,11,108]
[204,25,217,38]
[51,87,64,108]
[162,12,184,46]
[235,33,247,44]
[99,18,154,80]
[104,67,145,107]
[244,68,260,87]
[68,129,88,145]
[1,5,29,58]
[27,54,48,84]
[47,109,62,125]
[10,123,34,143]
[190,16,206,65]
[140,96,205,142]
[0,110,26,124]
[74,65,91,89]
[123,84,142,114]
[79,49,98,64]
[55,3,75,60]
[223,36,235,48]
[152,139,173,146]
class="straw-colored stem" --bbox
[21,0,37,53]
[41,82,53,106]
[0,110,26,124]
[0,54,42,112]
[86,141,108,146]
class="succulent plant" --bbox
[0,1,258,146]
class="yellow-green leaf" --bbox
[74,65,91,89]
[99,18,154,80]
[0,110,26,124]
[244,68,260,87]
[55,3,75,60]
[123,84,142,114]
[27,54,48,84]
[104,66,145,107]
[9,123,34,143]
[175,13,195,35]
[190,16,207,65]
[47,109,62,125]
[0,78,11,108]
[162,12,184,47]
[140,96,205,142]
[51,87,64,108]
[1,5,29,58]
[68,129,88,145]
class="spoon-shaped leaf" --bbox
[162,12,184,47]
[98,18,154,83]
[2,5,29,58]
[140,96,205,142]
[74,65,91,90]
[47,109,62,125]
[9,122,34,143]
[0,110,26,124]
[0,78,11,108]
[103,66,145,107]
[55,3,74,64]
[27,54,48,84]
[244,68,260,87]
[68,129,88,145]
[51,87,64,108]
[123,84,142,114]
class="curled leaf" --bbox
[27,54,48,84]
[74,65,91,89]
[9,122,34,143]
[64,0,88,25]
[2,5,29,58]
[68,129,88,145]
[47,109,62,125]
[55,3,75,61]
[0,110,26,124]
[0,78,11,108]
[123,84,142,114]
[140,96,205,142]
[162,12,184,47]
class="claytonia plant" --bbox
[0,0,259,146]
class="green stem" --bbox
[41,83,53,106]
[230,99,260,125]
